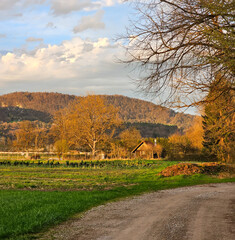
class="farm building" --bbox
[132,141,157,159]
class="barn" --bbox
[132,141,157,159]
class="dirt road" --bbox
[42,183,235,240]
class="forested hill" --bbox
[0,92,195,129]
[0,92,76,114]
[103,95,194,129]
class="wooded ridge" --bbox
[0,92,195,129]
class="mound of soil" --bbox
[158,162,232,177]
[200,162,228,175]
[159,163,201,177]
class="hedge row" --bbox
[0,160,155,169]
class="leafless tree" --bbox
[123,0,234,108]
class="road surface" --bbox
[42,183,235,240]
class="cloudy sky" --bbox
[0,0,144,98]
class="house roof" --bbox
[131,141,154,153]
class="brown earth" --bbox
[158,162,233,177]
[40,183,235,240]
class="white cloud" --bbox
[100,0,122,6]
[50,0,123,15]
[50,0,100,15]
[0,0,18,10]
[0,37,132,95]
[0,0,130,96]
[73,10,105,33]
[0,34,6,38]
[0,0,47,19]
[0,0,122,12]
[26,37,43,42]
[46,22,56,29]
[0,0,46,11]
[13,13,23,17]
[0,0,123,20]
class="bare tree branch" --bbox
[122,0,235,108]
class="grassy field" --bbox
[0,160,178,191]
[0,160,234,240]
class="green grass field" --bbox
[0,160,178,191]
[0,160,234,240]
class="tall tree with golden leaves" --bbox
[202,77,234,162]
[51,109,71,146]
[185,117,204,151]
[67,95,121,157]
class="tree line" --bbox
[1,94,230,162]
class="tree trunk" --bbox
[92,141,96,159]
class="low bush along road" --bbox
[41,182,235,240]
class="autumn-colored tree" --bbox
[54,139,69,160]
[51,109,71,147]
[168,134,192,157]
[119,127,141,152]
[202,77,235,162]
[185,117,204,151]
[13,121,35,150]
[65,95,121,157]
[109,142,128,159]
[0,125,5,150]
[109,127,142,159]
[165,118,204,159]
[154,144,163,159]
[13,121,47,151]
[33,122,47,150]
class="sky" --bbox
[0,0,138,96]
[0,0,197,114]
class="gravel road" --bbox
[42,183,235,240]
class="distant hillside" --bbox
[103,95,194,129]
[0,107,51,123]
[124,122,180,138]
[0,92,195,130]
[0,92,76,115]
